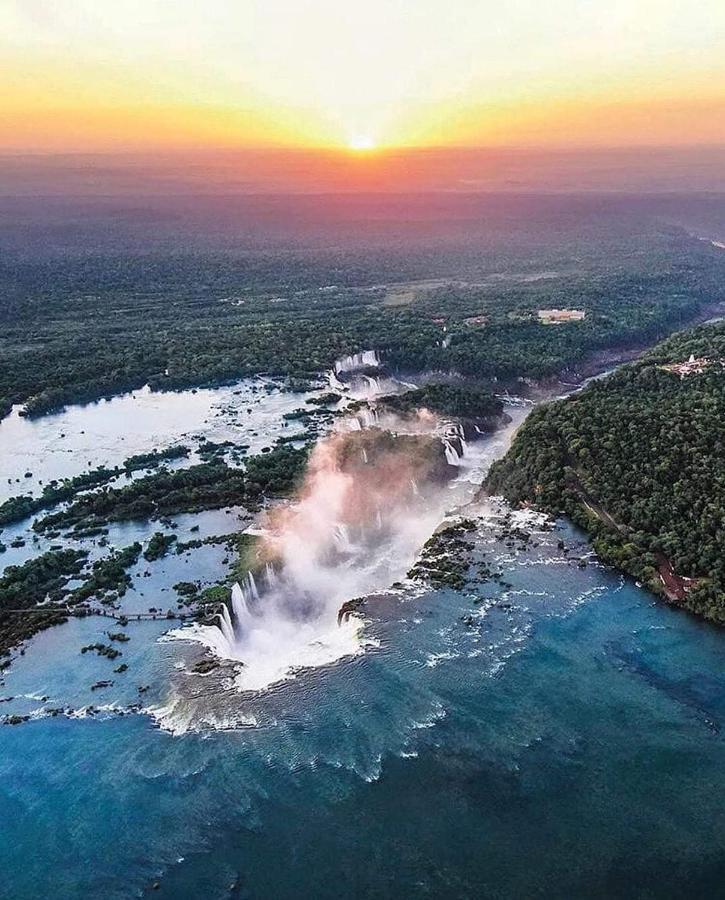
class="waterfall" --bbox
[247,571,260,601]
[333,523,354,553]
[444,439,461,466]
[454,423,468,458]
[357,407,378,428]
[362,374,382,395]
[328,371,346,391]
[177,412,503,694]
[206,579,259,660]
[265,562,278,589]
[218,602,237,645]
[230,583,248,630]
[495,393,533,408]
[440,422,466,467]
[334,349,381,374]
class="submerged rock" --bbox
[192,658,220,674]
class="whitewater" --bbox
[173,356,528,692]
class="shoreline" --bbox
[484,317,725,627]
[4,294,725,426]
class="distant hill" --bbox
[487,322,725,623]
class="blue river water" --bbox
[2,380,725,898]
[3,522,725,898]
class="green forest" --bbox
[33,445,310,533]
[487,322,725,622]
[1,220,723,420]
[375,383,503,420]
[0,445,191,528]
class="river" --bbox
[2,367,725,898]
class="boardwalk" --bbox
[2,607,190,622]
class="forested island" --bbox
[487,322,725,622]
[33,445,309,534]
[0,445,190,528]
[0,444,311,661]
[375,383,504,421]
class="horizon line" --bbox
[3,142,725,159]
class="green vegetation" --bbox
[173,581,200,599]
[487,322,725,622]
[197,585,232,606]
[0,442,310,659]
[70,543,142,604]
[244,445,310,499]
[0,445,190,528]
[306,392,342,406]
[34,464,247,532]
[33,445,309,533]
[0,541,147,660]
[2,207,723,420]
[228,533,261,584]
[0,549,88,660]
[174,532,236,554]
[80,642,122,661]
[408,521,477,590]
[122,445,190,470]
[170,533,261,613]
[197,440,236,462]
[0,549,87,609]
[143,532,177,561]
[408,519,505,591]
[376,383,504,420]
[0,466,119,527]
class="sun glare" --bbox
[348,135,376,151]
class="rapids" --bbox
[179,364,518,692]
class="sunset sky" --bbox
[2,0,725,153]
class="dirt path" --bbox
[570,470,693,603]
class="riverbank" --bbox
[486,319,725,625]
[3,335,725,897]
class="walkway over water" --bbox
[3,607,191,622]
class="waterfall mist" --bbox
[172,346,525,694]
[188,425,458,691]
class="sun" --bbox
[348,135,376,151]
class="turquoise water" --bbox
[2,380,725,898]
[3,520,725,898]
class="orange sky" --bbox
[1,1,724,152]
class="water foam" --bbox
[170,387,529,695]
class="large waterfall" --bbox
[174,361,523,694]
[187,426,456,691]
[328,347,413,402]
[191,573,365,692]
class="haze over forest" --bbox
[2,3,725,899]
